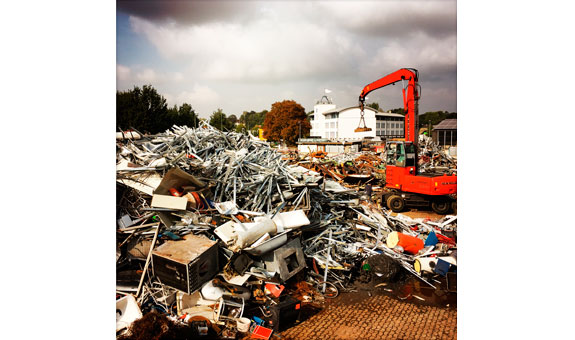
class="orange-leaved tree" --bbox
[263,100,311,145]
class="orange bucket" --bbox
[386,231,424,254]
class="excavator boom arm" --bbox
[358,68,419,143]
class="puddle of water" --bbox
[385,275,456,308]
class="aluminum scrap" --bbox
[417,134,457,174]
[117,122,302,214]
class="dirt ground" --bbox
[389,209,450,221]
[280,290,456,340]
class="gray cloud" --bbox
[315,1,456,39]
[117,0,257,25]
[117,0,457,116]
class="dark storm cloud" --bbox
[314,1,456,40]
[354,14,456,38]
[117,0,256,25]
[349,11,455,39]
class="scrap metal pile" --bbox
[116,123,457,339]
[296,152,386,187]
[417,134,457,175]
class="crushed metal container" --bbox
[152,234,219,294]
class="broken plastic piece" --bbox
[264,283,285,298]
[116,294,142,332]
[433,258,451,276]
[251,325,273,340]
[424,231,439,247]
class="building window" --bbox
[326,113,339,119]
[438,130,445,146]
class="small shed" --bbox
[432,119,457,147]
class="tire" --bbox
[387,195,405,212]
[431,199,451,214]
[451,201,457,215]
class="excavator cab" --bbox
[385,141,416,168]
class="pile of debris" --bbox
[116,123,457,339]
[417,134,457,175]
[296,151,386,188]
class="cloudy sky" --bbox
[117,0,456,119]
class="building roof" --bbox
[322,106,403,118]
[433,119,457,130]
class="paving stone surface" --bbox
[280,294,457,340]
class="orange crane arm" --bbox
[358,68,419,143]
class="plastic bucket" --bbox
[236,317,251,332]
[386,231,424,254]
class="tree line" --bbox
[116,85,271,135]
[117,86,454,144]
[116,85,308,144]
[117,85,199,134]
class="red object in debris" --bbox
[251,325,273,340]
[169,188,182,197]
[295,303,301,310]
[191,192,204,209]
[436,234,456,246]
[386,231,424,255]
[265,283,285,298]
[312,258,320,275]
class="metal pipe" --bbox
[322,229,333,293]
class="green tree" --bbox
[227,114,238,125]
[235,123,247,133]
[239,110,267,131]
[117,85,170,134]
[418,111,457,129]
[367,102,380,111]
[263,100,310,145]
[209,108,235,131]
[389,107,406,114]
[177,103,199,128]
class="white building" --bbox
[309,97,405,141]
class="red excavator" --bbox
[358,68,457,214]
